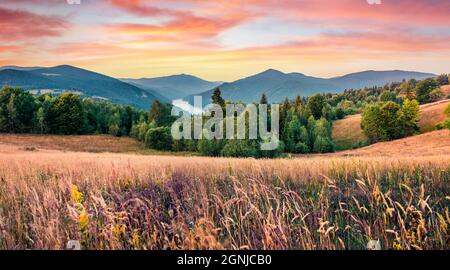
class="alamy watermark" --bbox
[367,0,382,5]
[66,240,81,250]
[171,96,280,151]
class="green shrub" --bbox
[313,135,334,153]
[172,139,186,152]
[260,140,285,158]
[186,139,198,152]
[429,88,445,102]
[415,78,438,103]
[379,91,397,102]
[108,124,120,136]
[144,127,172,150]
[436,104,450,130]
[198,137,223,156]
[436,119,450,130]
[294,142,310,154]
[334,107,345,119]
[221,140,259,158]
[351,140,369,149]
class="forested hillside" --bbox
[1,73,449,158]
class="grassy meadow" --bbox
[0,139,449,250]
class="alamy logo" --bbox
[171,96,280,151]
[66,240,81,250]
[367,0,382,4]
[67,0,81,4]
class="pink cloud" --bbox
[107,0,257,40]
[0,7,67,41]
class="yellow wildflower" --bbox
[71,184,84,204]
[132,230,140,249]
[79,210,89,232]
[392,238,402,250]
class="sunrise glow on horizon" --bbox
[1,0,450,81]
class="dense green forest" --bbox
[0,73,448,157]
[0,87,145,136]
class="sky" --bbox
[0,0,450,81]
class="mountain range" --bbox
[0,65,435,109]
[122,74,222,100]
[0,65,165,108]
[187,69,435,105]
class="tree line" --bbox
[0,87,145,136]
[326,73,449,115]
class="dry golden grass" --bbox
[0,146,448,250]
[332,99,450,149]
[418,99,450,132]
[0,122,449,250]
[0,134,194,156]
[331,114,366,150]
[333,129,450,157]
[0,134,143,153]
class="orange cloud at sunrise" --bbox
[1,0,449,81]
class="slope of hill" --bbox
[332,129,450,157]
[0,69,59,89]
[418,99,450,132]
[122,74,221,100]
[0,65,166,109]
[188,69,435,104]
[332,99,450,150]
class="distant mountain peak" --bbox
[45,65,90,72]
[177,73,196,78]
[260,68,285,75]
[54,64,75,68]
[162,74,203,80]
[265,68,280,72]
